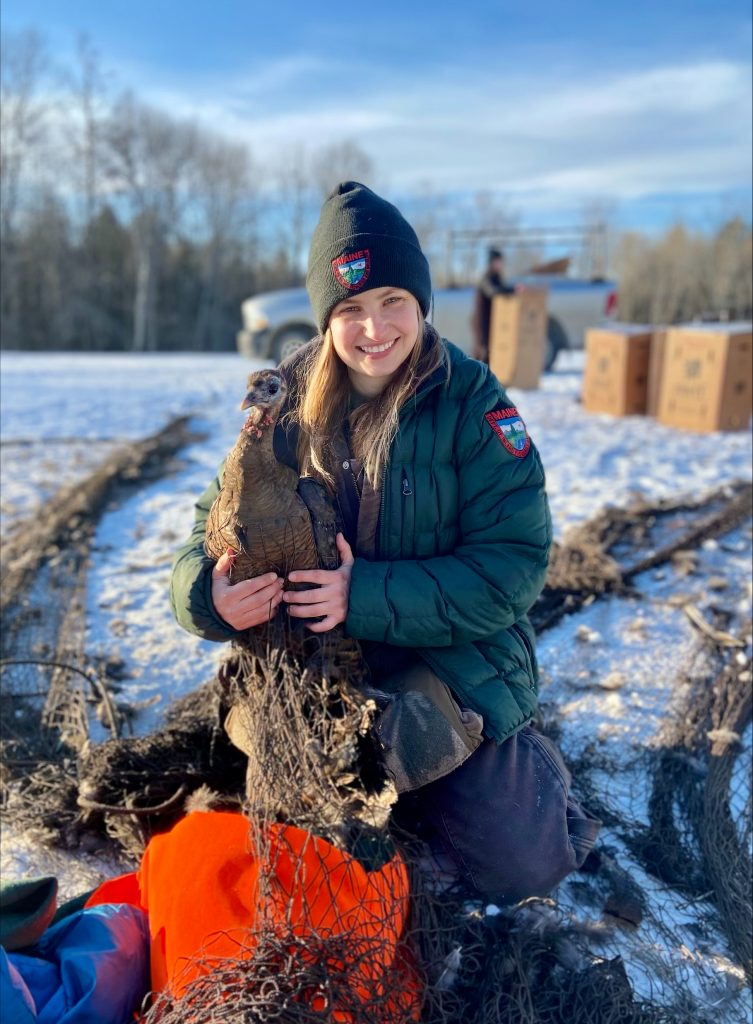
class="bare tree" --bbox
[402,181,449,285]
[471,189,518,278]
[0,30,50,237]
[710,217,753,320]
[105,93,197,350]
[0,29,51,343]
[275,142,312,281]
[613,231,653,322]
[270,140,375,282]
[310,139,375,200]
[614,218,752,324]
[64,34,110,229]
[654,225,709,323]
[191,132,256,348]
[577,198,617,280]
[59,35,114,348]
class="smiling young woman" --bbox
[170,181,600,901]
[294,289,443,492]
[328,286,421,394]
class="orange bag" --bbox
[87,810,419,1021]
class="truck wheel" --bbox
[272,326,314,363]
[544,317,568,372]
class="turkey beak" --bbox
[240,394,254,411]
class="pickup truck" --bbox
[237,274,618,370]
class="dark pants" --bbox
[392,726,600,904]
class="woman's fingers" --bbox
[283,586,330,604]
[287,600,347,628]
[304,615,338,634]
[288,568,336,586]
[234,590,284,628]
[211,550,281,598]
[211,555,284,629]
[241,578,284,607]
[233,573,281,597]
[284,580,346,627]
[285,539,353,631]
[212,543,353,632]
[286,601,328,619]
[212,548,236,577]
[288,536,354,585]
[335,532,354,567]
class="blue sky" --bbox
[3,0,751,233]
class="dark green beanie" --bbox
[306,181,432,332]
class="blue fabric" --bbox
[0,948,37,1023]
[2,903,149,1024]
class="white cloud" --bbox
[33,50,753,207]
[493,61,748,130]
[220,59,745,200]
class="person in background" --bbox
[170,182,599,902]
[471,247,515,363]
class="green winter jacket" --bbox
[170,339,552,743]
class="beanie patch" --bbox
[332,249,371,290]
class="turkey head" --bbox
[239,369,285,437]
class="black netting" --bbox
[2,466,751,1022]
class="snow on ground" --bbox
[538,523,753,1012]
[3,350,751,546]
[1,349,752,1009]
[525,358,752,536]
[0,352,249,540]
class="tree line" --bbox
[614,219,752,326]
[1,31,380,352]
[2,29,750,353]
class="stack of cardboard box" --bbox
[656,325,752,432]
[489,290,548,390]
[582,322,752,432]
[582,326,653,417]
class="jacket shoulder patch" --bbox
[485,407,531,458]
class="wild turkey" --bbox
[202,368,392,840]
[204,368,319,582]
[73,370,392,855]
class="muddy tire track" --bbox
[1,415,204,769]
[1,415,202,625]
[531,480,752,633]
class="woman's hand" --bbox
[211,548,284,629]
[282,533,354,633]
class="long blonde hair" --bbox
[292,313,448,490]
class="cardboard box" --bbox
[489,289,548,390]
[656,324,752,432]
[646,328,668,418]
[582,326,652,416]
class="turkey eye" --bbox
[268,382,279,395]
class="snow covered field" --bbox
[1,349,751,1017]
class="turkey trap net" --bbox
[137,626,726,1024]
[1,473,751,1023]
[135,619,751,1024]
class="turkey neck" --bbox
[227,416,300,519]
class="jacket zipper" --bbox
[512,622,534,660]
[377,484,386,559]
[377,350,448,557]
[512,622,537,687]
